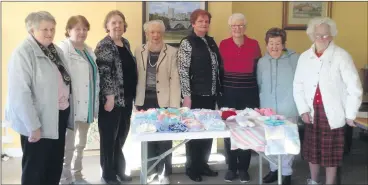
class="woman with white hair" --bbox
[5,11,75,185]
[219,13,261,183]
[134,20,181,184]
[293,17,362,185]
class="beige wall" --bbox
[1,2,143,148]
[208,2,233,43]
[2,1,367,148]
[0,1,233,148]
[233,2,368,70]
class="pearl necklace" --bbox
[148,53,157,68]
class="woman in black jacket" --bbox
[95,10,137,185]
[177,9,223,182]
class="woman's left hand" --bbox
[346,119,356,127]
[29,128,41,143]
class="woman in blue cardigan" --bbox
[257,27,300,185]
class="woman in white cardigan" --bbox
[6,11,75,185]
[58,15,100,185]
[293,17,362,185]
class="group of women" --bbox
[5,8,362,185]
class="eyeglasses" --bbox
[230,25,246,29]
[315,34,330,39]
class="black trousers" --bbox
[20,107,70,185]
[185,95,216,175]
[98,98,133,180]
[221,87,259,172]
[344,125,353,155]
[136,90,172,176]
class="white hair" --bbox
[306,17,338,41]
[25,11,56,33]
[143,20,166,33]
[228,13,247,26]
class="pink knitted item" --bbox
[254,108,276,116]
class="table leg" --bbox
[336,167,342,185]
[259,154,263,184]
[147,139,191,174]
[278,155,282,185]
[140,141,148,184]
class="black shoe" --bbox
[263,170,278,183]
[101,177,121,185]
[117,174,132,182]
[201,166,218,177]
[239,170,250,183]
[282,175,291,185]
[263,170,273,181]
[186,171,202,182]
[224,170,237,183]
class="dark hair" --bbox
[103,10,128,33]
[65,15,90,37]
[190,9,212,24]
[265,27,287,45]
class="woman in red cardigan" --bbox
[219,13,261,183]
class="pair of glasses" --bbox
[315,35,330,39]
[230,25,245,29]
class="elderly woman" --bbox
[219,13,261,183]
[5,11,74,185]
[135,19,181,184]
[95,10,136,185]
[178,9,223,182]
[58,15,99,184]
[257,27,299,185]
[293,17,362,185]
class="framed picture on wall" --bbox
[282,1,332,30]
[142,1,208,47]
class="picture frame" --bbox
[142,1,208,47]
[282,1,332,30]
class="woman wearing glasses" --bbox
[218,13,261,183]
[5,11,74,185]
[293,17,362,185]
[257,27,300,185]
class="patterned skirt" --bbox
[302,103,345,167]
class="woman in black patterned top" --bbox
[177,9,224,182]
[95,10,137,185]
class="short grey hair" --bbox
[306,17,337,41]
[25,11,56,33]
[143,20,165,33]
[228,13,247,26]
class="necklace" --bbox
[148,53,157,68]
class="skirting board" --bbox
[3,148,23,157]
